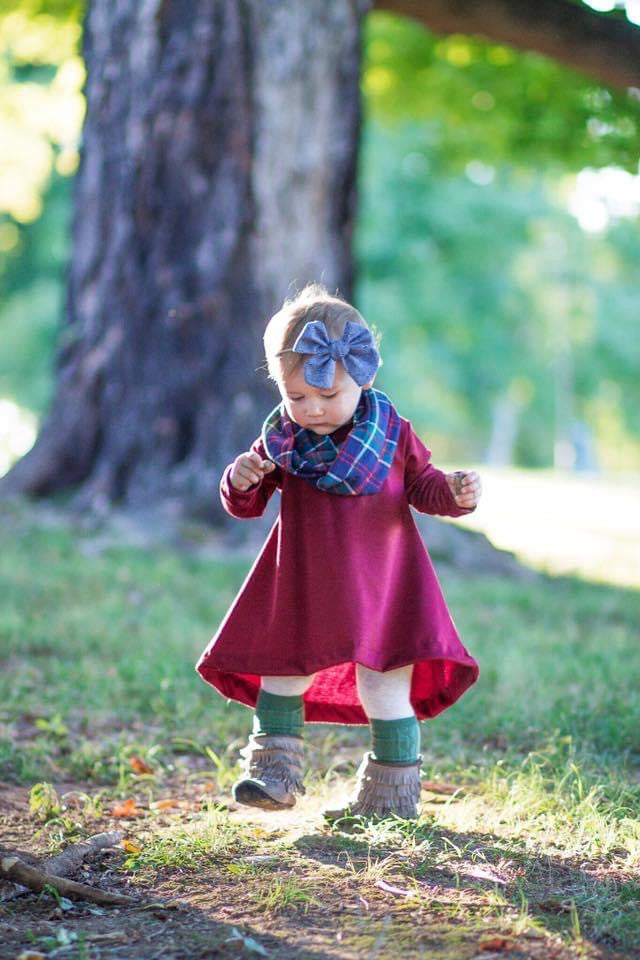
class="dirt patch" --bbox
[0,779,634,960]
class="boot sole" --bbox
[233,780,295,810]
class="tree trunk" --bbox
[485,389,523,467]
[1,0,366,518]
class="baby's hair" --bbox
[264,282,380,383]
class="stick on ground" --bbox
[1,854,137,906]
[0,832,124,903]
[43,831,124,876]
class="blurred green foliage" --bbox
[363,12,640,173]
[1,4,639,471]
[0,0,83,414]
[356,122,640,468]
[357,13,640,469]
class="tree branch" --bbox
[1,854,137,906]
[0,833,124,902]
[375,0,640,89]
[43,832,124,878]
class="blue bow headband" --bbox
[292,319,380,389]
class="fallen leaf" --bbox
[375,878,414,898]
[138,900,181,911]
[17,953,47,960]
[534,898,574,913]
[111,798,143,817]
[199,781,217,793]
[122,839,142,853]
[88,932,129,944]
[149,797,184,810]
[479,938,516,952]
[466,864,507,885]
[129,755,154,774]
[251,826,284,839]
[225,928,267,956]
[422,781,465,796]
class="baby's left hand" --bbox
[446,470,482,509]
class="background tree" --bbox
[1,0,364,516]
[1,0,640,514]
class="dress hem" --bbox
[196,654,479,725]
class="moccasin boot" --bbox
[232,734,305,810]
[324,752,421,823]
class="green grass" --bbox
[1,496,639,956]
[1,502,252,781]
[123,807,252,870]
[254,876,322,915]
[2,502,638,771]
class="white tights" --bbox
[261,664,414,721]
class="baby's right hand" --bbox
[229,451,275,491]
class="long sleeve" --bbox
[403,420,474,518]
[220,437,282,519]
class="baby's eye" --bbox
[322,393,338,399]
[288,396,304,402]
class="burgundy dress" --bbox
[196,417,479,724]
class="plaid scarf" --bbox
[262,388,400,496]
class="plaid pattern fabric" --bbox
[262,388,400,496]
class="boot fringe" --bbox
[234,734,306,808]
[326,753,421,822]
[246,759,305,795]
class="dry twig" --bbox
[43,831,123,876]
[1,832,124,903]
[1,853,136,906]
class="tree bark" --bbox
[376,0,640,90]
[1,0,366,518]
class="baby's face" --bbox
[278,362,369,435]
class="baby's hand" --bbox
[446,470,482,509]
[229,452,276,491]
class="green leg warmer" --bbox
[370,715,420,764]
[253,689,304,738]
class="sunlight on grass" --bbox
[255,876,321,914]
[451,466,640,587]
[123,807,250,870]
[427,752,640,866]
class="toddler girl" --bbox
[197,284,481,822]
